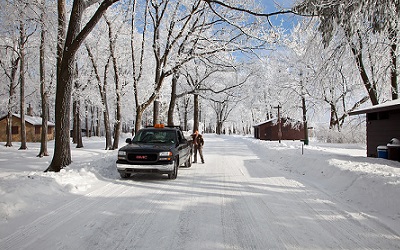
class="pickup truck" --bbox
[116,124,192,179]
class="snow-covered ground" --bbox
[0,134,399,249]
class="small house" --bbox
[349,99,400,158]
[0,113,55,142]
[253,118,305,141]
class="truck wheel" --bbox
[120,173,131,179]
[168,160,178,179]
[185,154,192,168]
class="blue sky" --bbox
[259,0,295,12]
[258,0,299,29]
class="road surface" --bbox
[1,135,399,249]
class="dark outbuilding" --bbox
[349,99,400,159]
[253,118,305,141]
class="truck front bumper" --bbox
[116,162,174,175]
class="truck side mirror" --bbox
[126,138,132,143]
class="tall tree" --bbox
[0,38,20,147]
[85,43,113,149]
[104,15,123,150]
[47,0,120,172]
[18,15,27,150]
[38,0,50,157]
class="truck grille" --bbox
[127,153,158,162]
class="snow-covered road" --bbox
[1,134,399,249]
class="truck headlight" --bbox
[159,151,172,157]
[118,150,127,159]
[159,151,172,161]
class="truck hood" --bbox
[120,143,174,152]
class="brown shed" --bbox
[349,99,400,158]
[253,118,305,141]
[0,113,55,142]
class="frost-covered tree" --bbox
[47,0,121,172]
[294,0,399,103]
[0,29,20,147]
[85,42,114,149]
[279,20,371,131]
[37,0,53,157]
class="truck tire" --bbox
[184,154,192,168]
[120,172,131,179]
[168,160,178,179]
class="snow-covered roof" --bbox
[253,118,277,127]
[253,117,302,127]
[350,99,400,115]
[8,113,55,126]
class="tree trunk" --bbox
[216,121,223,135]
[85,43,112,149]
[46,0,69,172]
[302,96,309,145]
[112,113,121,149]
[135,108,144,133]
[38,4,49,157]
[5,55,19,147]
[85,105,90,137]
[349,31,379,105]
[183,97,190,131]
[103,62,112,150]
[389,27,398,100]
[90,106,95,137]
[153,100,160,125]
[107,17,121,150]
[6,113,13,147]
[103,106,112,149]
[75,100,83,148]
[47,59,73,171]
[19,19,27,150]
[96,107,101,136]
[72,99,78,144]
[167,72,179,126]
[193,93,199,132]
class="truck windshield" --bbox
[133,130,175,144]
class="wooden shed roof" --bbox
[253,117,302,127]
[0,113,55,126]
[349,99,400,115]
[253,118,277,127]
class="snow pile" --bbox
[243,137,400,230]
[0,138,118,225]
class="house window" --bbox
[35,126,41,134]
[12,126,19,134]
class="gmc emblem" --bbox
[136,155,148,160]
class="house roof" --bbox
[253,117,301,127]
[0,113,55,126]
[349,99,400,115]
[253,118,277,127]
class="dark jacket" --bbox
[191,133,204,147]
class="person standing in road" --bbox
[191,130,204,163]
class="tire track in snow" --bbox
[111,178,180,250]
[219,166,301,249]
